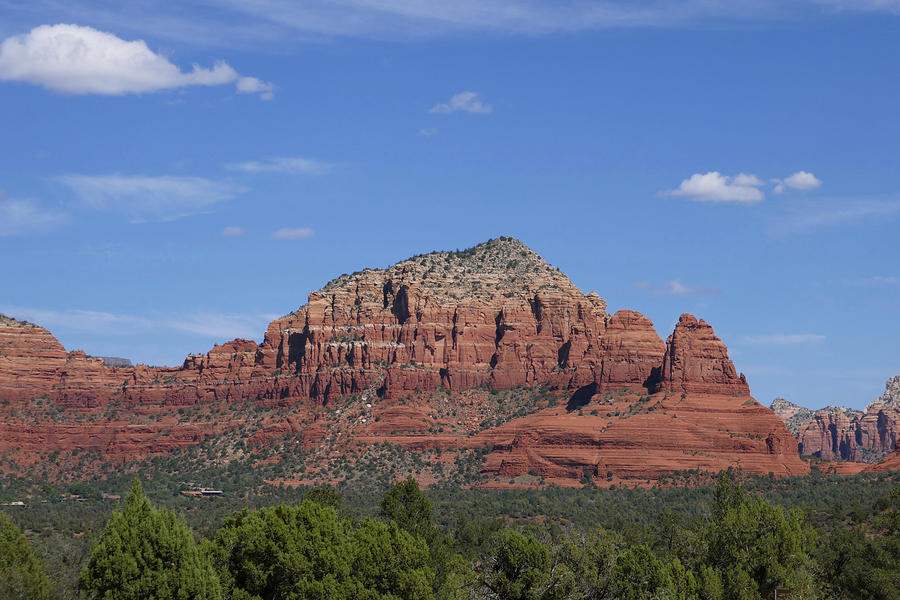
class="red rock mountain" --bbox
[770,376,900,462]
[0,238,809,484]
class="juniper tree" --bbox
[79,480,221,600]
[0,511,51,600]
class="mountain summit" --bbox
[321,236,583,306]
[0,237,807,485]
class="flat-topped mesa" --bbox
[653,314,750,395]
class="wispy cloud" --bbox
[430,91,492,114]
[839,275,899,286]
[0,24,275,98]
[226,156,334,174]
[768,197,900,235]
[222,226,246,237]
[271,227,316,240]
[634,280,720,296]
[154,1,900,39]
[5,2,900,46]
[57,174,244,222]
[0,304,277,342]
[0,192,66,236]
[161,312,278,339]
[773,170,822,194]
[819,1,900,16]
[743,334,826,345]
[418,128,439,136]
[661,171,765,204]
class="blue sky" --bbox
[1,1,898,410]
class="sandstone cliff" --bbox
[0,237,806,484]
[770,376,900,462]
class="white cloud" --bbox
[0,193,66,236]
[271,227,316,240]
[634,279,720,296]
[418,128,439,136]
[236,76,276,100]
[743,334,826,345]
[773,170,822,194]
[732,173,765,187]
[226,156,333,174]
[663,171,765,204]
[222,226,246,237]
[429,91,492,114]
[57,174,244,222]
[0,24,274,98]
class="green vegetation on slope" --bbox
[2,470,898,599]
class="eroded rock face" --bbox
[478,391,806,484]
[653,314,750,396]
[770,376,900,462]
[0,238,806,481]
[770,398,814,434]
[865,442,900,473]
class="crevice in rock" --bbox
[391,285,411,324]
[567,382,597,412]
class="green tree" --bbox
[211,500,354,600]
[703,473,816,600]
[610,544,676,600]
[351,519,435,600]
[380,478,435,541]
[379,479,468,600]
[817,487,900,600]
[303,486,342,510]
[557,527,620,600]
[480,528,571,600]
[0,511,51,600]
[79,481,221,600]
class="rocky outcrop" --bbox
[479,391,806,485]
[598,310,666,390]
[865,443,900,473]
[0,237,807,482]
[769,398,814,435]
[771,376,900,462]
[653,314,750,396]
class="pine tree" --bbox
[79,480,221,600]
[0,511,51,600]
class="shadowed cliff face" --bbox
[0,237,806,483]
[771,376,900,462]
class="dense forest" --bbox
[1,468,898,600]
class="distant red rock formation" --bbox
[0,238,806,482]
[771,377,900,462]
[864,442,900,473]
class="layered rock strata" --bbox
[770,376,900,462]
[0,238,806,481]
